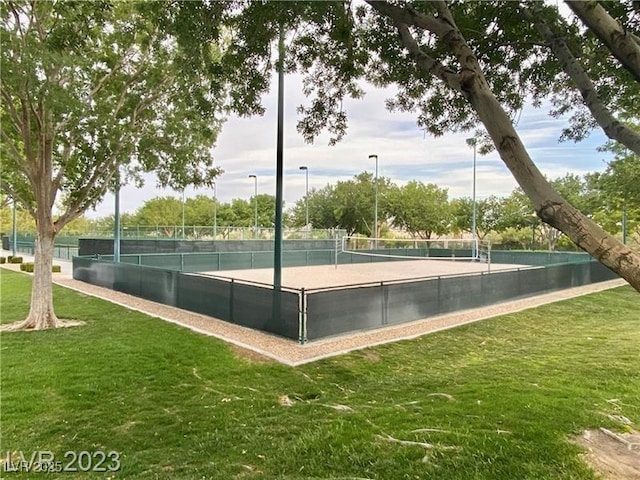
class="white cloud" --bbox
[88,76,613,219]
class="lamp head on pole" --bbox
[368,154,378,160]
[248,174,257,179]
[299,166,308,171]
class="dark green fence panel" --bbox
[480,269,523,301]
[73,256,116,288]
[491,250,591,265]
[590,262,616,282]
[253,251,272,269]
[74,256,618,343]
[231,284,300,338]
[182,253,220,272]
[385,279,441,324]
[141,254,182,270]
[305,285,384,339]
[304,261,619,341]
[72,257,301,340]
[438,274,484,312]
[219,252,254,270]
[177,274,232,319]
[307,250,334,265]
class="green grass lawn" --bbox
[1,269,638,479]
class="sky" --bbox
[88,76,614,219]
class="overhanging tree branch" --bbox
[395,23,463,92]
[524,3,640,155]
[0,88,24,132]
[0,128,30,172]
[367,0,640,290]
[366,0,449,37]
[565,0,640,82]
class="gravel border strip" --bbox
[49,274,627,366]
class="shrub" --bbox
[10,256,23,264]
[52,265,61,273]
[20,262,34,272]
[0,257,5,264]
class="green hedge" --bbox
[20,262,34,272]
[0,257,5,264]
[9,256,23,264]
[19,263,61,273]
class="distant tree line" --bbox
[3,147,636,251]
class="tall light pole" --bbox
[299,166,309,237]
[11,198,17,257]
[213,182,217,239]
[466,138,478,260]
[114,171,120,262]
[622,200,627,245]
[248,174,258,235]
[369,154,378,247]
[181,189,186,239]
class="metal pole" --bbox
[369,154,378,248]
[299,166,308,238]
[114,173,121,262]
[249,174,258,235]
[532,220,536,251]
[213,183,217,239]
[622,200,627,245]
[273,24,285,325]
[11,198,17,257]
[467,138,477,260]
[181,189,185,240]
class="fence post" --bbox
[381,282,388,326]
[230,279,235,322]
[299,288,307,344]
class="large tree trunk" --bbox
[19,224,61,330]
[371,0,640,292]
[466,79,640,290]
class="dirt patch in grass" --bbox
[575,428,640,480]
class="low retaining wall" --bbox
[73,256,618,343]
[303,261,616,339]
[73,257,301,339]
[78,238,338,256]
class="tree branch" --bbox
[366,1,462,91]
[366,0,450,38]
[565,0,640,82]
[88,50,131,100]
[0,87,24,133]
[0,128,30,171]
[51,137,73,193]
[524,3,640,155]
[395,23,463,92]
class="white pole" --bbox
[213,182,217,239]
[299,166,309,238]
[466,138,478,260]
[369,154,379,248]
[248,174,258,235]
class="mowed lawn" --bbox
[1,269,639,479]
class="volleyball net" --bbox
[340,236,491,264]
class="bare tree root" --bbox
[0,317,84,332]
